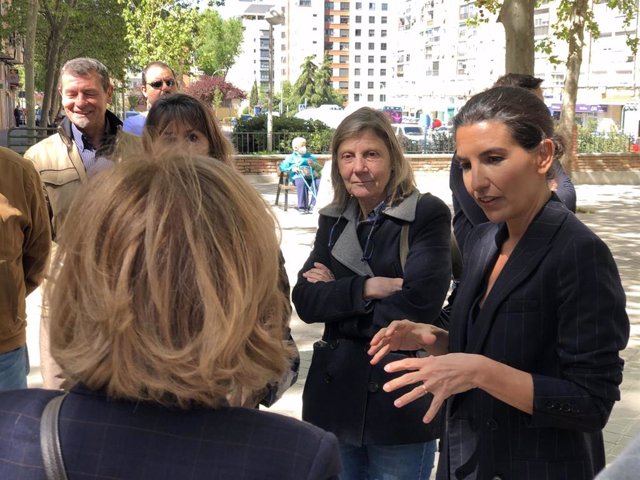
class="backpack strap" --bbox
[40,394,69,480]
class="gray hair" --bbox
[60,57,111,92]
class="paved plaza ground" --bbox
[24,172,640,469]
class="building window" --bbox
[368,68,374,75]
[381,29,387,37]
[355,81,361,88]
[381,3,388,10]
[355,2,362,9]
[368,2,375,10]
[299,0,311,6]
[340,55,349,63]
[369,16,375,23]
[340,16,349,24]
[355,29,361,36]
[355,55,361,63]
[381,16,387,24]
[356,15,361,23]
[355,68,361,75]
[368,42,374,49]
[354,93,361,101]
[368,94,374,101]
[367,81,374,88]
[369,29,375,36]
[339,81,348,88]
[380,94,386,102]
[340,2,350,9]
[381,43,387,50]
[381,55,386,63]
[355,42,361,49]
[380,68,386,76]
[368,55,374,63]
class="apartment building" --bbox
[225,0,639,134]
[225,0,324,99]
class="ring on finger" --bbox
[421,384,428,395]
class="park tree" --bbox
[288,55,343,109]
[312,55,345,107]
[250,80,259,108]
[2,0,129,126]
[474,0,639,174]
[119,0,199,77]
[195,10,243,77]
[294,55,317,104]
[183,74,246,107]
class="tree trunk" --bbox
[497,0,536,74]
[40,0,76,127]
[25,0,39,128]
[557,0,589,176]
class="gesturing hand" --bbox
[381,353,482,424]
[303,262,335,283]
[368,320,448,365]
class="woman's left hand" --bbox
[382,353,483,423]
[303,262,336,283]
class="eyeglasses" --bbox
[147,79,176,89]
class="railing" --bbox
[231,130,456,154]
[7,127,58,155]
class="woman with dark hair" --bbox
[369,87,629,479]
[450,75,576,252]
[293,107,452,479]
[143,93,234,164]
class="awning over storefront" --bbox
[549,103,608,113]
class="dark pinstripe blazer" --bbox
[0,386,341,480]
[436,198,629,480]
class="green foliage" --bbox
[577,119,633,153]
[233,115,333,153]
[277,56,344,117]
[472,1,639,58]
[294,55,317,103]
[195,10,243,76]
[250,80,259,107]
[119,0,199,75]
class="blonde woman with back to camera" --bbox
[0,153,341,479]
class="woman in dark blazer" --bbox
[292,107,452,479]
[369,87,629,480]
[0,154,340,479]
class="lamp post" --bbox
[265,8,285,152]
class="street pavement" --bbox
[24,172,640,467]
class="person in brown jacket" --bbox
[0,147,50,390]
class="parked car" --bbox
[392,123,426,142]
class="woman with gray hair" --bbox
[292,107,451,479]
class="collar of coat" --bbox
[58,109,123,144]
[452,195,570,354]
[318,189,421,276]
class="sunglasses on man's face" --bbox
[147,79,176,89]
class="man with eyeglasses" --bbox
[123,61,178,135]
[24,57,132,388]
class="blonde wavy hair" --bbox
[47,153,291,409]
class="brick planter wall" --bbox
[234,153,640,185]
